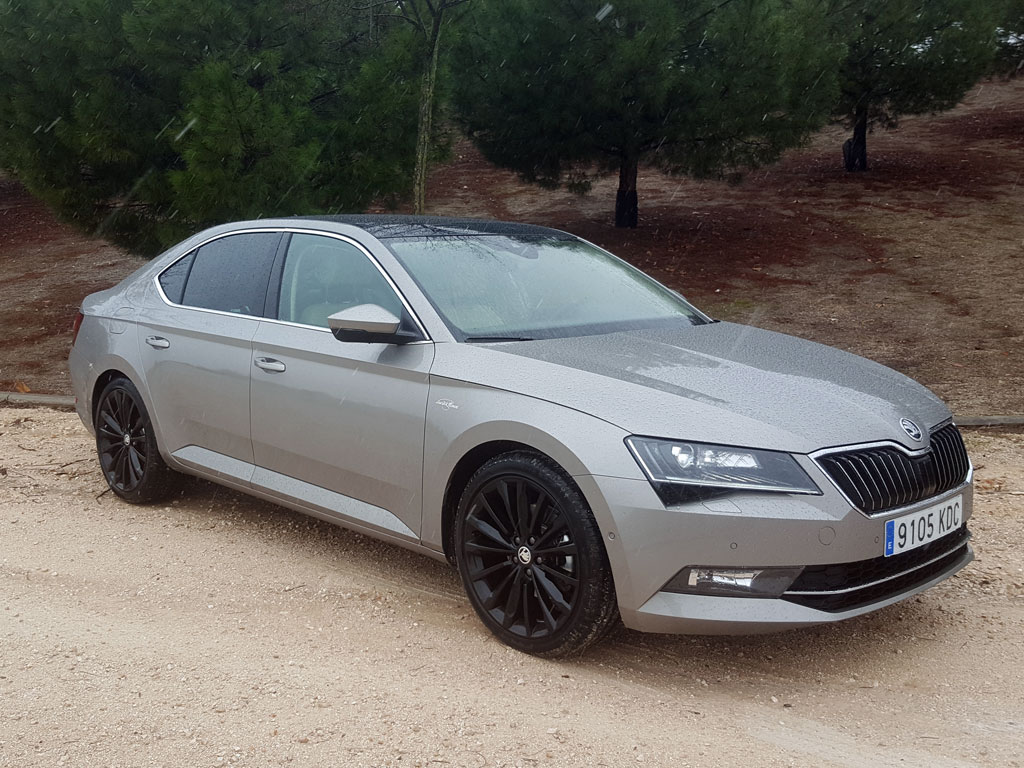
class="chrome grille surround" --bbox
[812,422,971,516]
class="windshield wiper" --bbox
[463,335,536,343]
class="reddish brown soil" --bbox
[0,179,143,393]
[1,79,1022,416]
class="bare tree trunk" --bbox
[413,18,442,214]
[615,153,639,228]
[843,105,869,172]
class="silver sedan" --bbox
[69,216,973,656]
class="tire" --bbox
[94,377,178,504]
[454,451,619,657]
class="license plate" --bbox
[884,494,962,557]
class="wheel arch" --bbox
[91,369,130,426]
[440,439,557,563]
[87,358,166,456]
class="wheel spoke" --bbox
[100,410,124,437]
[483,566,518,610]
[522,581,532,637]
[527,490,548,538]
[127,446,144,484]
[536,562,578,587]
[478,494,512,540]
[128,400,142,433]
[102,444,122,472]
[116,446,130,487]
[533,542,577,558]
[465,541,515,556]
[467,514,514,550]
[535,584,558,632]
[515,480,530,538]
[533,566,572,613]
[501,570,524,628]
[533,516,568,549]
[468,559,514,581]
[112,390,125,423]
[497,480,514,525]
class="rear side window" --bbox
[158,250,196,304]
[178,233,280,316]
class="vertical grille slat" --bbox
[816,424,970,516]
[934,431,953,489]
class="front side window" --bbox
[177,233,280,316]
[277,234,403,329]
[385,235,707,341]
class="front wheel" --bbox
[454,452,618,656]
[95,377,177,504]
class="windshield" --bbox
[384,235,708,341]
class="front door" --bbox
[249,232,434,539]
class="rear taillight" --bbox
[71,311,84,346]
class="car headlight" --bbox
[625,436,820,497]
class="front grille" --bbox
[782,526,970,613]
[816,423,970,515]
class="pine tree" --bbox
[830,0,1002,172]
[360,0,470,214]
[0,0,421,253]
[451,0,841,228]
[995,0,1024,75]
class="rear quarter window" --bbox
[158,250,196,304]
[176,233,280,316]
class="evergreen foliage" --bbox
[451,0,842,227]
[995,0,1024,75]
[830,0,1003,171]
[0,0,422,253]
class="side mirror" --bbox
[327,304,418,344]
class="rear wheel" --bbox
[95,377,177,504]
[455,451,618,657]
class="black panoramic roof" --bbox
[294,214,573,240]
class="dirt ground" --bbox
[1,80,1022,415]
[1,407,1022,768]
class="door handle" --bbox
[145,336,170,349]
[254,357,287,373]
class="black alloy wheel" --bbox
[455,452,618,656]
[95,377,176,503]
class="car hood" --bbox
[431,322,951,454]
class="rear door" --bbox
[139,231,283,481]
[249,232,433,539]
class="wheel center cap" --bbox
[517,546,533,565]
[123,433,131,447]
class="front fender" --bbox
[420,376,644,599]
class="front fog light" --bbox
[664,566,804,598]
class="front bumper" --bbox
[575,471,973,634]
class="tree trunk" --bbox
[413,19,443,215]
[843,106,868,172]
[615,153,639,228]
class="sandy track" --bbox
[1,408,1022,767]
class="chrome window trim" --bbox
[808,420,971,517]
[153,226,432,342]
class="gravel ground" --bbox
[1,408,1022,768]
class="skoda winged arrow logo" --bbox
[899,418,923,442]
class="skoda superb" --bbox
[68,216,973,656]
